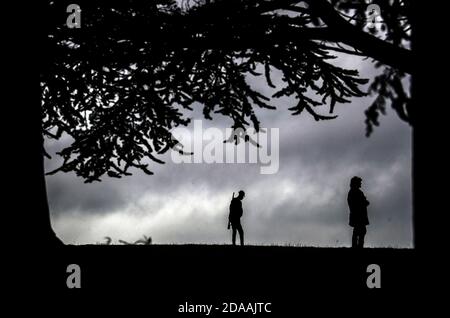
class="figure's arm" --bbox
[362,192,370,206]
[228,203,232,229]
[347,192,354,210]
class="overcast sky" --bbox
[44,53,412,248]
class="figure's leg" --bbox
[358,226,366,248]
[237,223,244,246]
[352,227,358,248]
[232,226,237,245]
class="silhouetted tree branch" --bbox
[42,0,412,182]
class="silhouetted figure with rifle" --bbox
[347,176,370,248]
[228,190,245,246]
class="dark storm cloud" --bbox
[46,174,128,215]
[46,56,413,247]
[44,137,129,215]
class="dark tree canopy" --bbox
[41,0,412,182]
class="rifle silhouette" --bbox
[227,192,235,230]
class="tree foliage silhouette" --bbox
[41,0,412,183]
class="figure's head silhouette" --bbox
[350,176,362,189]
[237,190,245,200]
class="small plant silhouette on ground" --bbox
[97,235,152,245]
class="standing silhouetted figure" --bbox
[347,176,370,248]
[228,190,245,246]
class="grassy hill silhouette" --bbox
[43,244,416,293]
